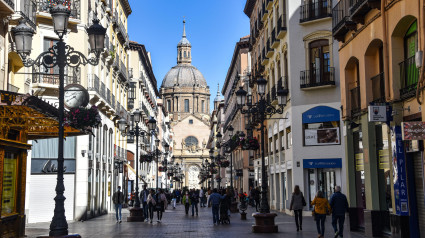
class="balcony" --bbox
[37,0,80,21]
[113,11,129,45]
[350,86,361,116]
[399,56,419,100]
[300,67,336,89]
[117,60,128,82]
[266,0,273,11]
[261,48,269,66]
[300,0,332,23]
[271,28,279,48]
[371,72,385,103]
[332,0,356,42]
[113,53,120,70]
[266,40,274,58]
[261,2,269,22]
[350,0,381,24]
[277,15,287,39]
[32,67,80,94]
[0,0,14,14]
[112,94,115,109]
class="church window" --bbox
[188,52,190,58]
[184,51,187,58]
[201,100,205,113]
[179,51,182,59]
[167,100,171,112]
[185,136,198,147]
[184,99,189,112]
[189,119,193,124]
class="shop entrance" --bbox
[307,169,336,205]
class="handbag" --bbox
[302,195,307,207]
[312,206,317,221]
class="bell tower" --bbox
[177,19,192,65]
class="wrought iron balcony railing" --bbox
[17,0,36,29]
[300,67,335,88]
[371,72,385,103]
[277,15,287,39]
[332,0,354,42]
[300,0,332,23]
[350,86,361,116]
[32,66,80,86]
[107,88,111,106]
[399,56,419,100]
[113,10,129,45]
[4,0,15,9]
[112,94,115,109]
[37,0,80,19]
[100,82,106,101]
[118,60,128,81]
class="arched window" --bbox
[184,51,187,58]
[179,51,182,59]
[185,136,198,147]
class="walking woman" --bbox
[311,190,331,238]
[290,185,306,231]
[155,189,167,222]
[182,190,191,215]
[147,189,156,223]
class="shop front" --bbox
[0,91,82,237]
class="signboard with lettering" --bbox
[392,126,409,216]
[303,158,342,168]
[368,105,387,122]
[304,128,340,146]
[355,153,364,171]
[402,121,425,140]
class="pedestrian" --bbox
[290,185,306,231]
[190,189,199,216]
[182,190,191,215]
[140,185,149,222]
[147,189,156,224]
[199,187,205,207]
[208,188,226,225]
[254,187,260,212]
[176,189,181,204]
[171,190,177,209]
[311,190,332,238]
[155,189,167,223]
[112,186,124,223]
[330,186,349,238]
[207,187,212,207]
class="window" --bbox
[167,100,171,112]
[189,119,193,124]
[184,99,189,112]
[286,127,292,149]
[184,51,187,58]
[185,136,198,147]
[180,51,182,59]
[43,38,59,83]
[1,151,17,216]
[309,39,330,82]
[201,100,205,113]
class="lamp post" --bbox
[118,109,150,222]
[235,78,288,233]
[12,2,106,236]
[215,125,234,189]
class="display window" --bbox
[1,151,18,217]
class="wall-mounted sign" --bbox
[368,105,387,122]
[304,128,340,146]
[302,106,340,124]
[392,126,409,216]
[303,158,342,168]
[31,159,75,174]
[378,150,390,169]
[402,121,425,140]
[355,153,364,171]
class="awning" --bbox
[126,163,147,184]
[0,90,85,140]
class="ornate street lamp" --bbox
[12,1,106,235]
[118,109,150,222]
[155,139,160,191]
[235,77,288,233]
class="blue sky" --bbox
[128,0,250,110]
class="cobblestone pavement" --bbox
[26,204,365,238]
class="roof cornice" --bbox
[244,0,256,17]
[120,0,132,16]
[222,37,250,95]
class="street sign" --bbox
[368,105,387,122]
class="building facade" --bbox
[333,0,425,236]
[244,0,345,214]
[160,21,210,189]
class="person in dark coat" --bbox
[112,186,125,223]
[290,185,306,231]
[330,186,349,238]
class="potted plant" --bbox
[65,105,101,131]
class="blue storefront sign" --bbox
[392,126,409,216]
[303,158,342,168]
[302,106,340,124]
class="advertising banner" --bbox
[392,126,409,216]
[305,128,340,146]
[402,121,425,140]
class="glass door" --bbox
[318,169,336,200]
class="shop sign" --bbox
[402,122,425,140]
[378,150,390,170]
[355,153,364,171]
[303,158,342,168]
[31,158,76,174]
[392,126,409,216]
[368,105,387,122]
[302,106,340,124]
[304,128,340,146]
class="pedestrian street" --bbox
[26,204,366,238]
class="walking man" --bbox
[112,186,125,223]
[330,186,349,238]
[199,187,205,207]
[190,189,199,216]
[208,188,226,225]
[140,185,150,222]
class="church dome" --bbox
[178,37,191,47]
[161,64,208,88]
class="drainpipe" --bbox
[3,20,9,91]
[416,0,425,104]
[382,0,390,102]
